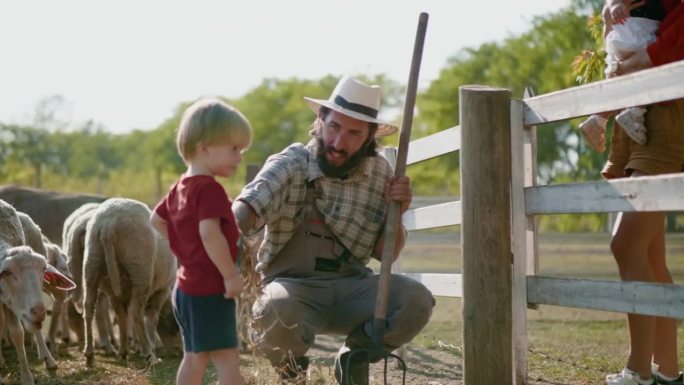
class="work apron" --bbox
[262,184,371,282]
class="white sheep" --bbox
[63,202,124,354]
[63,201,180,358]
[43,238,74,353]
[124,235,179,357]
[0,199,74,385]
[62,202,100,312]
[145,235,179,353]
[81,198,158,367]
[15,212,62,370]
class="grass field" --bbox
[1,232,683,384]
[399,231,684,385]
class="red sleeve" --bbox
[647,3,684,66]
[153,197,169,221]
[195,180,231,221]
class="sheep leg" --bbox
[110,299,129,361]
[0,304,7,368]
[46,293,66,352]
[33,328,57,371]
[126,313,138,354]
[6,310,35,385]
[0,307,6,368]
[95,294,117,355]
[59,300,70,345]
[144,288,169,352]
[101,295,118,349]
[67,300,84,349]
[82,274,100,368]
[130,296,156,364]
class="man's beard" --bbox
[316,138,372,178]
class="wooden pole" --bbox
[460,86,512,385]
[372,12,429,349]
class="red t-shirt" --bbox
[154,175,239,296]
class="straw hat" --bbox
[304,76,398,137]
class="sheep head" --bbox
[0,246,75,332]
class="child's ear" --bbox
[196,142,208,153]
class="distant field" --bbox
[386,230,684,281]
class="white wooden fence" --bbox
[391,59,684,384]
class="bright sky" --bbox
[1,0,572,133]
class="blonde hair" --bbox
[176,98,252,162]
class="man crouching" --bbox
[233,75,435,385]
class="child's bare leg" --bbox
[177,351,210,385]
[210,347,243,385]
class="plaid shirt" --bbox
[236,139,392,272]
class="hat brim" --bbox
[304,97,398,137]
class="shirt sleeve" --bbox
[153,197,169,221]
[236,145,302,225]
[647,3,684,66]
[196,181,231,221]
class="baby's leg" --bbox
[616,107,648,145]
[579,113,610,153]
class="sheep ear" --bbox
[44,264,76,290]
[0,258,12,279]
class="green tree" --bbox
[0,124,60,188]
[0,95,78,187]
[415,4,604,186]
[142,104,187,200]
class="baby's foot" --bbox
[579,114,607,153]
[616,108,647,145]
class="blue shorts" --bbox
[173,286,238,352]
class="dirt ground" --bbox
[0,339,462,385]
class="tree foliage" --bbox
[416,6,602,187]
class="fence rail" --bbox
[526,173,684,214]
[523,60,684,125]
[527,276,684,318]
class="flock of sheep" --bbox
[0,185,180,385]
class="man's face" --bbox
[317,110,372,178]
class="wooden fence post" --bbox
[510,88,539,385]
[460,86,513,385]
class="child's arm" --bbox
[603,3,615,38]
[199,218,243,299]
[605,0,629,24]
[150,212,169,239]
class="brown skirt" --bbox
[602,98,684,179]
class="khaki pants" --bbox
[251,273,434,366]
